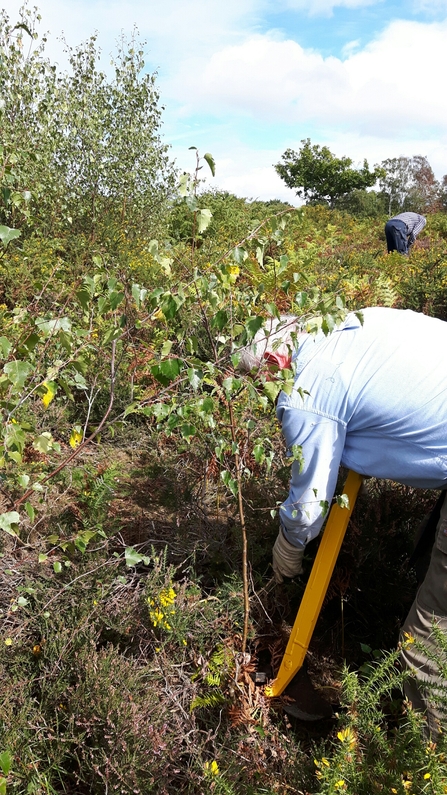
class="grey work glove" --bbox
[272,528,304,583]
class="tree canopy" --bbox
[0,5,176,247]
[275,138,381,208]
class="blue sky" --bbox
[3,0,447,202]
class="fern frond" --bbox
[190,692,226,712]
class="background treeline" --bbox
[1,5,447,795]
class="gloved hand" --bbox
[272,528,304,583]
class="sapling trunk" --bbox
[228,400,250,653]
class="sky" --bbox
[3,0,447,203]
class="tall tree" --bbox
[0,4,176,244]
[379,156,440,216]
[275,138,380,208]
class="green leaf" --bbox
[74,530,97,553]
[53,561,62,573]
[212,310,228,331]
[161,294,180,320]
[245,316,264,341]
[199,396,214,414]
[0,750,12,776]
[178,173,190,197]
[109,291,124,310]
[196,208,213,233]
[187,367,202,391]
[222,376,242,395]
[125,546,150,567]
[76,289,90,310]
[253,444,265,464]
[102,326,122,345]
[220,470,238,498]
[204,152,216,176]
[161,340,173,356]
[320,500,329,518]
[17,596,28,606]
[186,195,198,212]
[0,336,11,358]
[263,381,281,403]
[38,552,48,563]
[131,283,147,309]
[22,332,39,352]
[180,423,196,441]
[7,450,22,464]
[0,224,21,246]
[3,360,33,389]
[336,493,350,509]
[0,511,20,536]
[18,474,30,488]
[36,317,71,336]
[25,502,35,522]
[151,358,181,386]
[295,291,308,309]
[4,421,26,453]
[233,246,248,265]
[33,432,53,453]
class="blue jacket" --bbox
[276,307,447,548]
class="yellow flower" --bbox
[403,632,415,645]
[424,773,431,780]
[337,728,356,747]
[4,638,12,646]
[334,781,345,790]
[204,760,219,776]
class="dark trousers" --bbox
[385,219,409,254]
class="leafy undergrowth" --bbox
[1,444,447,795]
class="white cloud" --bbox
[412,0,447,11]
[175,19,447,139]
[171,142,301,203]
[281,0,381,15]
[2,0,260,69]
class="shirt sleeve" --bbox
[408,214,426,245]
[276,404,347,548]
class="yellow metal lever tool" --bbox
[266,470,364,697]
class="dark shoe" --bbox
[282,666,333,721]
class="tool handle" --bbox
[266,470,364,697]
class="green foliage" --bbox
[275,138,381,208]
[0,4,176,246]
[334,187,387,217]
[379,155,441,215]
[1,9,447,790]
[313,644,447,795]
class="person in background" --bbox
[385,211,426,255]
[240,308,447,735]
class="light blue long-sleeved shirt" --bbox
[276,307,447,548]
